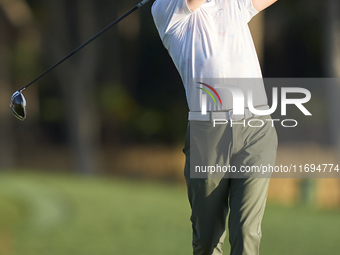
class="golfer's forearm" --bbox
[252,0,278,12]
[186,0,205,11]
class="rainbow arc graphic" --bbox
[197,82,223,114]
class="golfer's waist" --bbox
[188,105,270,121]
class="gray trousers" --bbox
[183,115,278,255]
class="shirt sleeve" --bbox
[152,0,192,40]
[237,0,259,23]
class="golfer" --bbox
[152,0,278,254]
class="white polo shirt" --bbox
[152,0,268,112]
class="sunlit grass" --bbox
[0,172,339,255]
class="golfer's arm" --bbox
[252,0,278,12]
[186,0,205,11]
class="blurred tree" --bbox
[44,0,101,174]
[0,0,40,168]
[0,11,14,168]
[324,0,340,206]
[325,0,340,146]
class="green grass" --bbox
[0,172,339,255]
[262,205,340,255]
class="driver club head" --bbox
[10,91,27,121]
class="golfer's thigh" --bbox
[228,178,270,238]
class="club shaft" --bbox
[19,0,150,92]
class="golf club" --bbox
[10,0,151,121]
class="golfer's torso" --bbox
[153,0,268,111]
